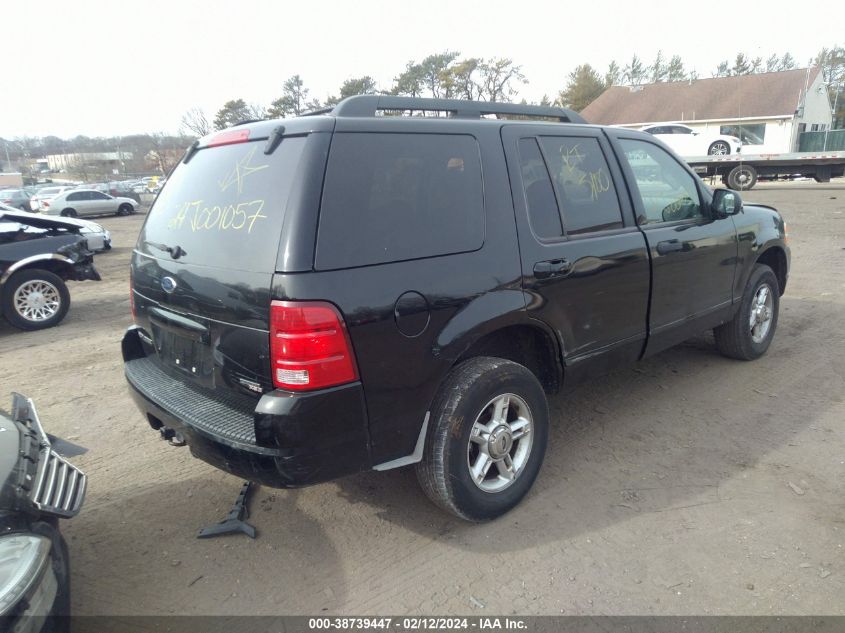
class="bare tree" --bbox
[476,58,526,102]
[180,108,211,137]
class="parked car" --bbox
[122,96,789,521]
[0,207,101,330]
[29,186,73,212]
[640,123,742,156]
[0,203,111,252]
[106,181,141,204]
[0,189,32,211]
[41,189,138,218]
[0,392,86,630]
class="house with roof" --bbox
[582,67,832,154]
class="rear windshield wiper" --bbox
[145,241,187,260]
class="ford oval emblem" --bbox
[161,276,177,293]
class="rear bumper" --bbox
[122,327,371,487]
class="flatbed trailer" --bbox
[685,151,845,190]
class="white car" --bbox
[640,123,742,157]
[29,186,74,211]
[41,189,138,218]
[0,203,111,251]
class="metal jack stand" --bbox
[197,481,256,539]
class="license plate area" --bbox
[149,312,214,388]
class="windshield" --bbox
[138,136,307,272]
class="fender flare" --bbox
[0,254,75,285]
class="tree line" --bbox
[186,46,843,136]
[181,51,529,136]
[0,133,192,180]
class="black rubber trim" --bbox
[125,356,258,447]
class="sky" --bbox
[2,0,841,138]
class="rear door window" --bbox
[538,137,624,235]
[316,133,484,270]
[139,137,307,272]
[517,138,563,238]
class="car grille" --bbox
[30,448,87,518]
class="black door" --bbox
[502,125,651,382]
[608,132,738,355]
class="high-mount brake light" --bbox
[208,128,250,147]
[269,301,359,392]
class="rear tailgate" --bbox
[132,132,309,399]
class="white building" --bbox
[582,67,832,154]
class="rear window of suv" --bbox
[316,133,484,270]
[139,137,306,272]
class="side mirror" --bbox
[712,188,742,216]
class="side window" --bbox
[67,192,81,201]
[671,126,692,135]
[91,192,109,200]
[619,139,704,225]
[317,133,484,269]
[517,138,562,238]
[539,136,624,235]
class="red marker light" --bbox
[208,129,250,147]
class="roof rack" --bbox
[323,95,587,124]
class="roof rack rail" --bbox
[327,95,587,124]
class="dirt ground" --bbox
[1,180,843,616]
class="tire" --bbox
[708,141,731,156]
[1,268,70,331]
[714,264,779,360]
[416,357,549,521]
[117,203,134,216]
[726,164,757,190]
[60,208,77,218]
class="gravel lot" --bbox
[1,180,843,616]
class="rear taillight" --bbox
[42,201,49,208]
[129,278,136,321]
[270,301,358,392]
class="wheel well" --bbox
[756,247,787,295]
[455,325,562,394]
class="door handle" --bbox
[657,240,684,255]
[533,259,572,279]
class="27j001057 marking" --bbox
[167,199,267,233]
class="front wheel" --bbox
[416,357,549,521]
[2,268,71,330]
[714,264,779,360]
[726,164,757,190]
[117,203,134,216]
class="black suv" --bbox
[122,96,789,521]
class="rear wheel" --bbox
[60,208,77,218]
[416,357,549,521]
[714,264,779,360]
[2,268,70,330]
[708,141,731,155]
